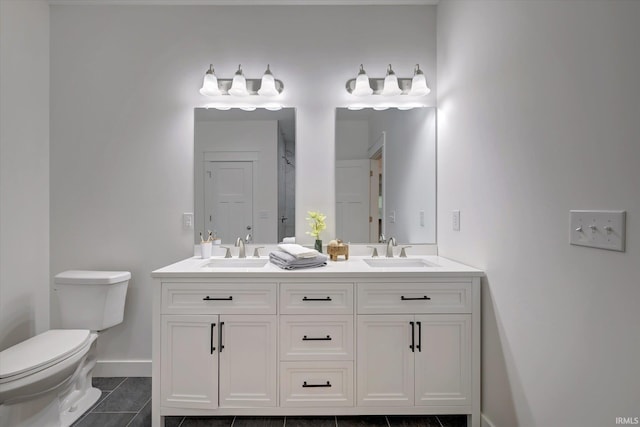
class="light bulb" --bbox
[257,65,280,97]
[228,64,249,97]
[351,64,373,96]
[409,64,430,96]
[381,64,402,96]
[199,65,221,97]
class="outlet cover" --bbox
[183,212,194,230]
[452,210,460,231]
[570,210,626,252]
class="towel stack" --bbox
[269,244,328,270]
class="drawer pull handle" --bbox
[203,296,233,301]
[401,295,431,301]
[302,335,332,341]
[302,296,332,301]
[416,321,422,352]
[219,321,225,352]
[302,381,331,388]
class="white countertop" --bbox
[152,255,483,279]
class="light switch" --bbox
[452,210,460,231]
[570,210,626,252]
[183,212,194,230]
[419,210,425,227]
[389,210,396,224]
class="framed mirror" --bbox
[335,107,436,244]
[194,108,296,245]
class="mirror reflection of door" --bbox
[204,161,253,244]
[336,159,369,242]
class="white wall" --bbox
[49,4,436,372]
[0,0,50,351]
[437,1,640,426]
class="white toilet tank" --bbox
[54,270,131,331]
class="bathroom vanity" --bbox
[151,255,482,427]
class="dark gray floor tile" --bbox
[93,377,127,391]
[181,416,235,427]
[286,416,336,427]
[165,416,185,427]
[387,416,440,427]
[126,399,152,427]
[337,416,388,427]
[73,412,136,427]
[93,377,151,412]
[234,416,285,427]
[437,415,467,427]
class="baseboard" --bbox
[482,413,498,427]
[93,359,152,377]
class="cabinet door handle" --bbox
[416,321,422,352]
[302,335,332,341]
[302,381,331,388]
[219,321,225,352]
[302,296,332,301]
[210,323,216,354]
[401,295,431,301]
[203,296,233,301]
[409,321,415,352]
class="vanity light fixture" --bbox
[381,64,402,96]
[408,64,431,96]
[346,63,430,97]
[351,64,374,96]
[228,65,249,97]
[199,64,284,98]
[199,65,221,97]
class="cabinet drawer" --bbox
[161,282,276,314]
[357,282,472,314]
[280,361,353,407]
[280,315,354,361]
[280,283,353,314]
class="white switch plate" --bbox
[182,212,194,230]
[570,210,626,252]
[419,211,425,227]
[389,210,396,224]
[452,210,460,231]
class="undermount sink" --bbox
[363,258,438,268]
[204,258,269,268]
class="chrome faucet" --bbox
[235,237,247,258]
[386,237,397,258]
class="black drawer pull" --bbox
[401,295,431,301]
[410,321,415,352]
[219,321,225,352]
[203,296,233,301]
[302,381,331,388]
[302,335,332,341]
[416,321,422,352]
[302,296,332,301]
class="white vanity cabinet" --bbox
[152,257,482,427]
[157,281,278,413]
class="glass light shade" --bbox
[351,64,373,97]
[257,65,279,97]
[381,65,402,96]
[228,65,249,97]
[199,65,221,97]
[409,64,431,96]
[240,106,256,111]
[264,103,283,111]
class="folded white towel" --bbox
[277,243,319,259]
[282,237,296,244]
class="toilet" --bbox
[0,270,130,427]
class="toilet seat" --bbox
[0,330,91,384]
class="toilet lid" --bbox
[0,330,91,381]
[54,270,131,285]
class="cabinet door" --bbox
[357,315,414,406]
[160,315,218,409]
[219,315,277,407]
[414,314,471,406]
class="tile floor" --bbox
[72,378,467,427]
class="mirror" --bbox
[335,107,436,244]
[194,108,296,245]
